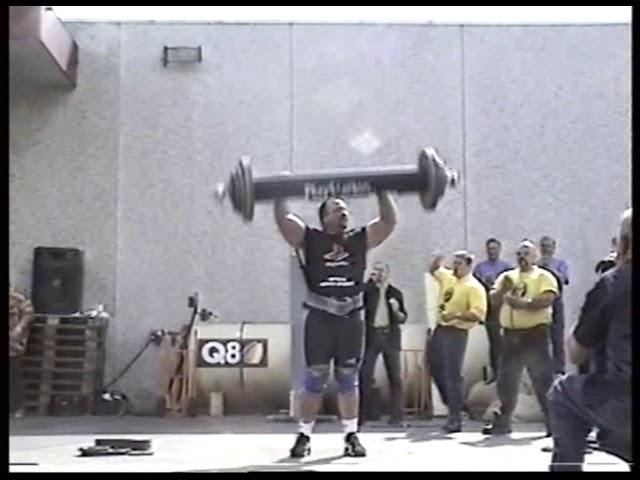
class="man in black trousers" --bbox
[547,209,632,471]
[359,261,408,427]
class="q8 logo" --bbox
[197,339,268,368]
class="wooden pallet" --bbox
[22,356,102,371]
[23,375,100,415]
[20,314,108,416]
[24,369,100,393]
[29,335,104,347]
[25,344,103,358]
[23,392,93,416]
[25,337,105,359]
[31,314,108,328]
[25,382,95,395]
[27,326,105,349]
[23,393,52,416]
[23,368,98,385]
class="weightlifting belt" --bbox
[304,291,364,317]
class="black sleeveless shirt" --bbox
[302,227,367,299]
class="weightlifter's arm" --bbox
[274,198,306,249]
[366,191,397,249]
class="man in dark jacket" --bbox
[359,261,407,427]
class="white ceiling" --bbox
[50,6,632,24]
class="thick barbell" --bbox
[215,147,459,221]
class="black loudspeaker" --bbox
[32,247,84,314]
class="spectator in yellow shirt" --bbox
[482,240,558,436]
[427,250,487,432]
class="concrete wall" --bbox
[9,23,630,413]
[464,26,632,339]
[9,23,122,379]
[291,25,466,330]
[115,24,291,412]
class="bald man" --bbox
[547,209,631,471]
[482,240,558,436]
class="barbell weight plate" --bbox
[239,157,254,221]
[229,163,240,215]
[236,160,247,220]
[418,148,439,210]
[235,160,246,219]
[431,151,448,207]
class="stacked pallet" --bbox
[22,315,107,416]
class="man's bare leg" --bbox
[290,365,330,457]
[298,391,324,425]
[337,391,359,422]
[336,366,367,456]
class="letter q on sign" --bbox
[201,341,226,365]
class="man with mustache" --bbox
[482,240,558,436]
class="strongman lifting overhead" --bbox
[216,147,458,457]
[275,192,397,458]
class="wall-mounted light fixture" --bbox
[162,46,203,67]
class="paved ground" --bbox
[9,415,630,472]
